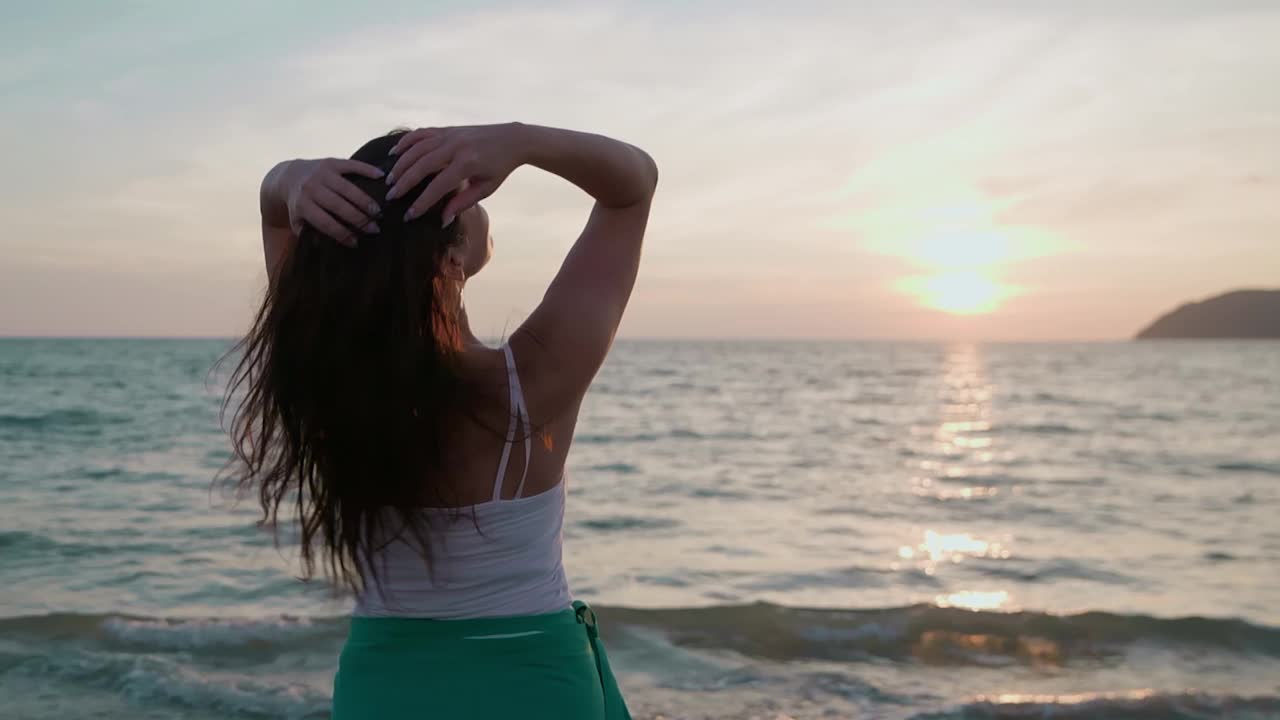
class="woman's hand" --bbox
[286,158,385,247]
[387,124,528,226]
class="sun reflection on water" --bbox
[894,346,1016,613]
[977,690,1159,705]
[936,589,1011,611]
[898,530,1010,563]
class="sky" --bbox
[1,0,1276,340]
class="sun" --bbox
[840,186,1055,316]
[897,225,1019,315]
[900,271,1013,315]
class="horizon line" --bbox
[0,334,1148,344]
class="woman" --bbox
[225,123,656,718]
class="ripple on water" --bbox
[972,558,1139,586]
[1216,461,1280,476]
[578,516,681,532]
[587,462,641,475]
[688,487,749,500]
[703,544,762,558]
[739,564,945,593]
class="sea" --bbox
[1,338,1278,719]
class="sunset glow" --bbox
[901,272,1014,315]
[1,3,1277,340]
[852,193,1048,316]
[889,213,1026,315]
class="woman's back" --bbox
[356,343,575,618]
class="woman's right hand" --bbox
[285,158,385,247]
[386,124,528,227]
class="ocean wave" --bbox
[103,616,336,652]
[599,602,1280,666]
[0,529,178,561]
[3,603,1278,667]
[0,613,344,654]
[0,530,40,549]
[911,690,1280,720]
[0,408,129,432]
[10,650,328,719]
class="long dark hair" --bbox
[222,131,470,592]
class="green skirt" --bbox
[332,601,631,719]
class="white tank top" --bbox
[353,345,573,619]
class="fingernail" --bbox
[404,207,421,222]
[364,221,380,234]
[389,145,401,156]
[386,172,396,185]
[368,202,379,214]
[442,213,455,229]
[386,186,401,200]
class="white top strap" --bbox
[492,345,520,502]
[492,344,532,501]
[506,344,532,499]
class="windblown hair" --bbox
[222,131,470,592]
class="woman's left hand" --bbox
[284,158,384,246]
